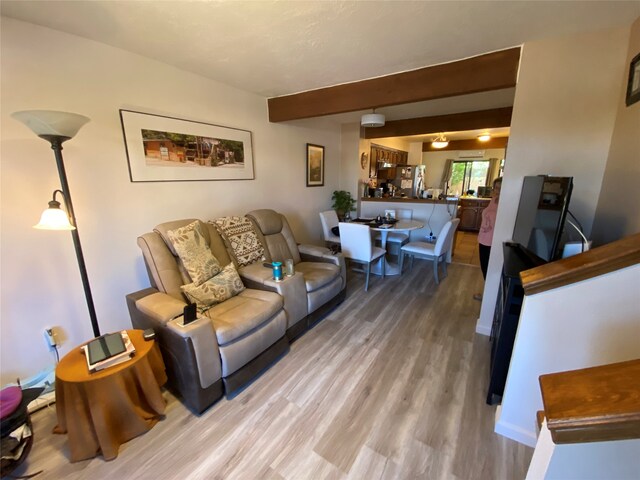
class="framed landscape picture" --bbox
[120,109,254,182]
[306,143,324,187]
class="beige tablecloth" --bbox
[54,330,167,462]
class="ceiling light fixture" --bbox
[361,108,385,128]
[478,133,491,142]
[431,133,449,149]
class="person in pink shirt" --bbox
[474,177,502,301]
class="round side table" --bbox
[54,329,167,462]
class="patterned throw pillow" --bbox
[181,263,245,310]
[211,216,264,267]
[167,221,221,286]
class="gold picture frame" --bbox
[306,143,324,187]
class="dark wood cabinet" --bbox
[370,144,408,173]
[487,243,546,405]
[458,198,489,231]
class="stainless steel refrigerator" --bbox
[394,165,425,198]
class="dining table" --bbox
[353,219,424,276]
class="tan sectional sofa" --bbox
[126,211,346,414]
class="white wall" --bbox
[371,137,411,152]
[340,122,362,202]
[407,142,422,165]
[476,26,630,336]
[0,18,341,385]
[528,422,640,480]
[495,263,640,446]
[592,17,640,245]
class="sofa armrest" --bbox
[297,245,346,289]
[134,289,186,324]
[126,288,221,391]
[238,263,308,329]
[165,315,221,390]
[298,244,341,264]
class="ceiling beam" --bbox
[364,107,513,139]
[422,136,508,152]
[267,47,521,122]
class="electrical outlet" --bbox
[427,234,437,243]
[44,327,58,347]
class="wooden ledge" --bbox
[539,359,640,444]
[520,232,640,296]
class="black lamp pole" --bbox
[43,134,100,338]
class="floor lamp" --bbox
[12,110,101,338]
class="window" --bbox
[449,160,489,196]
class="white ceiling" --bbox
[2,0,638,139]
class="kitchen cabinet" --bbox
[371,145,408,168]
[458,198,490,231]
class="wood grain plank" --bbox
[268,49,520,122]
[16,262,532,479]
[540,359,640,444]
[366,109,512,140]
[521,232,640,296]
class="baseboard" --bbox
[494,412,537,447]
[475,319,491,336]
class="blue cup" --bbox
[272,261,283,281]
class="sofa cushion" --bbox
[211,216,264,267]
[167,221,221,286]
[204,289,284,345]
[181,263,245,310]
[245,209,301,264]
[294,261,341,292]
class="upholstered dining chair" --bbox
[339,222,386,291]
[319,210,340,248]
[399,218,460,284]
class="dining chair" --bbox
[339,222,386,291]
[397,208,413,220]
[399,218,460,284]
[319,210,340,248]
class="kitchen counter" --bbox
[361,197,451,204]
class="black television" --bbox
[511,176,573,262]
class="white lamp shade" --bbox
[34,206,76,230]
[12,110,90,138]
[361,113,385,127]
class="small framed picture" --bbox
[306,143,324,187]
[626,52,640,107]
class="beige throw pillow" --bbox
[181,263,246,310]
[167,221,221,286]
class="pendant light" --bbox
[431,133,449,149]
[361,108,385,128]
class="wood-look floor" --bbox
[16,260,532,479]
[452,231,480,267]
